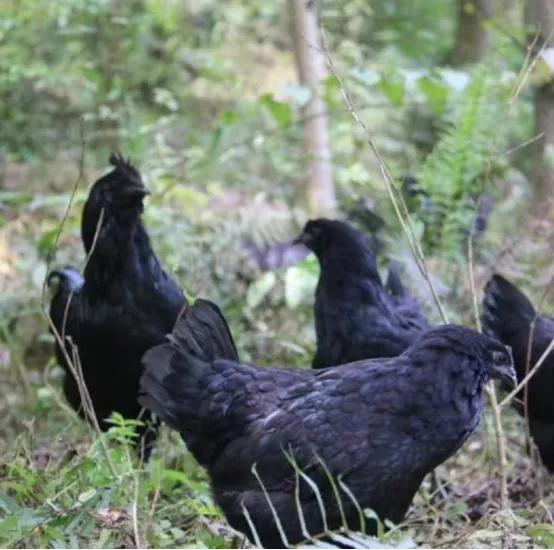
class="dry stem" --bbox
[318,19,549,516]
[39,122,117,477]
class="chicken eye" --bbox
[491,349,507,364]
[310,225,322,238]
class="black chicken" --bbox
[48,154,185,457]
[139,303,515,548]
[295,219,430,369]
[482,274,554,471]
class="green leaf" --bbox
[0,191,34,206]
[462,1,476,15]
[532,49,554,86]
[323,74,342,108]
[17,509,47,530]
[162,469,190,484]
[200,534,229,548]
[528,524,554,547]
[96,528,112,548]
[219,109,238,125]
[284,263,318,308]
[3,480,32,498]
[379,73,405,106]
[260,94,292,128]
[0,493,20,514]
[78,488,97,503]
[210,126,223,151]
[246,272,276,309]
[470,529,503,540]
[417,76,448,114]
[169,527,185,539]
[0,515,18,538]
[37,227,59,258]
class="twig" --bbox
[522,318,538,458]
[509,32,541,102]
[521,280,554,443]
[500,337,554,409]
[251,463,289,547]
[501,132,544,157]
[125,440,143,549]
[148,437,165,520]
[463,27,554,512]
[468,194,509,509]
[39,121,118,477]
[540,500,554,524]
[28,121,86,407]
[485,385,509,509]
[500,278,554,435]
[42,357,82,421]
[40,118,86,311]
[318,27,448,323]
[43,117,87,278]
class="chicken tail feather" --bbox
[139,299,238,432]
[482,274,536,338]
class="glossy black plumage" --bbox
[482,274,554,471]
[140,313,515,548]
[48,154,185,455]
[296,219,430,369]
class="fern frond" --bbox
[416,68,510,258]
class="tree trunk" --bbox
[526,0,554,206]
[289,0,336,216]
[452,0,496,65]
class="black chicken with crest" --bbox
[48,154,185,457]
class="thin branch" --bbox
[463,25,554,513]
[468,192,509,510]
[501,132,544,157]
[127,442,143,549]
[485,32,554,416]
[318,29,448,322]
[251,463,289,547]
[509,31,541,102]
[520,278,554,461]
[42,117,87,286]
[39,122,117,477]
[485,385,509,508]
[500,337,554,409]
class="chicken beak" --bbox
[490,363,517,389]
[489,349,517,389]
[293,232,311,247]
[121,184,151,197]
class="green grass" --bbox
[0,409,241,548]
[2,156,554,549]
[3,390,554,548]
